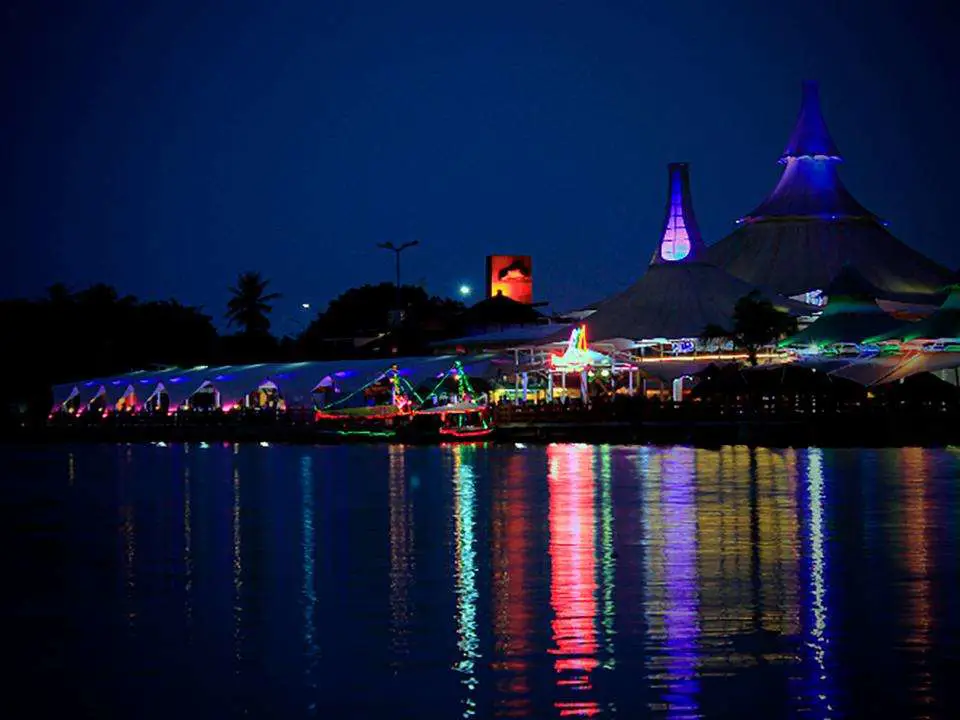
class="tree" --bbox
[702,291,798,366]
[298,283,465,357]
[226,271,281,336]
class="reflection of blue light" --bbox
[215,374,232,381]
[301,455,318,705]
[111,380,124,385]
[85,381,96,387]
[334,370,353,379]
[168,377,183,383]
[139,379,154,384]
[275,373,291,380]
[804,448,835,717]
[661,449,700,716]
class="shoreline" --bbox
[6,416,960,448]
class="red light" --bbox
[547,444,600,716]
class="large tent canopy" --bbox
[586,162,812,344]
[51,355,499,412]
[705,81,951,298]
[783,265,904,346]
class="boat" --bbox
[313,365,418,438]
[408,401,495,440]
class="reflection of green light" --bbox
[452,446,480,718]
[599,445,617,669]
[335,429,395,438]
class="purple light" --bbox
[214,374,232,381]
[661,176,691,262]
[168,377,183,383]
[661,450,700,715]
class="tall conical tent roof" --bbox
[705,81,950,297]
[587,163,811,342]
[780,81,842,162]
[650,163,707,265]
[783,265,904,346]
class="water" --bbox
[4,443,960,719]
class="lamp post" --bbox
[377,240,419,324]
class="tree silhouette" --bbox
[702,291,798,366]
[226,271,281,336]
[298,283,464,357]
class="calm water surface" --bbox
[4,443,960,718]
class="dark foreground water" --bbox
[4,444,960,719]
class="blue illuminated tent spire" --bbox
[703,81,951,298]
[651,162,706,265]
[736,81,874,223]
[780,80,842,163]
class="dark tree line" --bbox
[0,273,466,422]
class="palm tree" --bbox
[702,291,798,366]
[226,271,281,336]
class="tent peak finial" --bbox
[779,79,842,164]
[650,162,706,266]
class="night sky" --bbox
[3,0,958,333]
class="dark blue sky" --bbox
[3,0,958,333]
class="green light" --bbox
[335,429,396,438]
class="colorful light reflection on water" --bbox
[5,444,960,719]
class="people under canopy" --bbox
[186,381,221,411]
[115,384,139,412]
[245,379,285,411]
[143,383,170,414]
[85,385,109,415]
[52,386,81,415]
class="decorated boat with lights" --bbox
[313,365,421,438]
[402,361,495,440]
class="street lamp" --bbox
[459,284,472,298]
[377,240,419,316]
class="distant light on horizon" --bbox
[301,303,310,310]
[459,284,472,297]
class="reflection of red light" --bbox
[439,427,494,439]
[492,455,533,716]
[548,444,600,717]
